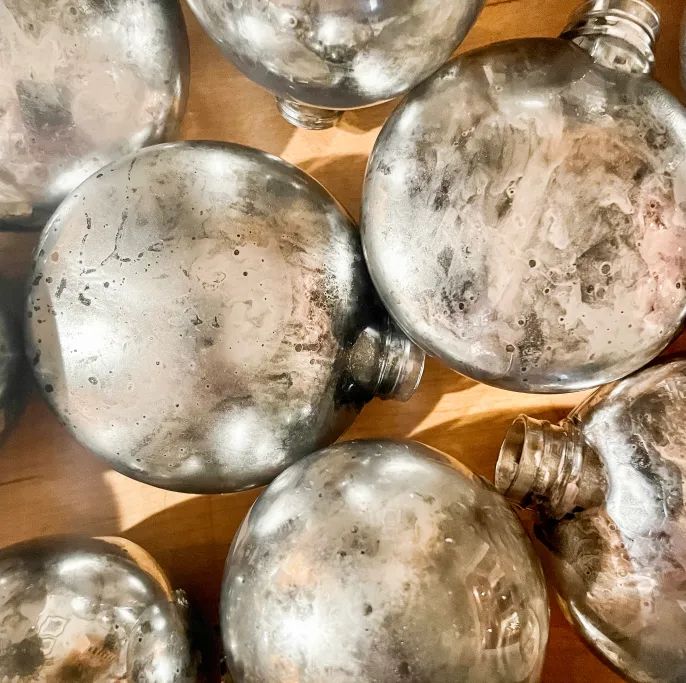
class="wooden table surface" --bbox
[1,1,685,680]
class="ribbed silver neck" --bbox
[562,0,660,74]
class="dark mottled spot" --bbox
[0,634,45,677]
[78,293,91,306]
[55,278,67,299]
[363,603,373,615]
[437,247,453,276]
[88,377,98,385]
[44,384,54,393]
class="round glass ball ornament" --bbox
[185,0,484,129]
[222,439,549,683]
[497,357,686,682]
[362,0,686,393]
[27,141,424,493]
[0,535,195,681]
[0,0,189,229]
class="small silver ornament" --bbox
[185,0,484,129]
[0,0,189,229]
[0,535,195,682]
[362,0,686,393]
[27,141,424,493]
[222,439,549,683]
[496,357,686,682]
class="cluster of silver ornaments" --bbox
[0,536,195,681]
[4,0,686,680]
[362,0,686,393]
[221,439,549,683]
[27,141,424,493]
[497,357,686,682]
[0,0,189,229]
[185,0,485,129]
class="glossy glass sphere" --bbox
[362,0,684,393]
[222,439,549,683]
[185,0,484,128]
[27,141,423,493]
[0,0,189,228]
[0,536,195,681]
[498,358,686,682]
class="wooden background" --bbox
[1,1,685,680]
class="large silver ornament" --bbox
[496,357,686,682]
[0,535,195,682]
[185,0,484,129]
[0,0,189,229]
[222,439,549,683]
[27,141,424,493]
[362,0,686,393]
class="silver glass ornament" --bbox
[185,0,484,129]
[496,357,686,682]
[362,0,686,393]
[221,439,549,683]
[0,0,189,230]
[0,535,195,682]
[27,141,424,493]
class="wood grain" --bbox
[1,1,684,680]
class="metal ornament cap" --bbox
[185,0,485,129]
[0,535,196,682]
[362,0,686,393]
[27,141,423,493]
[221,439,549,683]
[495,358,686,682]
[0,0,189,229]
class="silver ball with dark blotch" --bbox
[0,535,195,682]
[221,439,549,683]
[26,141,424,493]
[185,0,484,129]
[497,357,686,682]
[362,0,686,393]
[0,0,189,229]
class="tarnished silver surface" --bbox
[362,0,686,393]
[0,0,189,229]
[222,439,549,683]
[27,141,424,493]
[496,358,686,683]
[185,0,484,128]
[0,535,195,682]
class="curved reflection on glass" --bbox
[222,439,549,683]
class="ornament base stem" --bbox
[276,98,342,130]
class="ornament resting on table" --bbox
[185,0,484,129]
[496,357,686,683]
[0,0,189,230]
[362,0,686,393]
[27,141,424,493]
[0,535,195,682]
[222,439,549,683]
